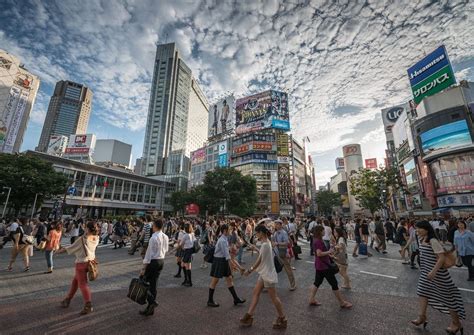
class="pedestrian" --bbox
[322,219,333,250]
[454,220,474,281]
[173,223,185,278]
[7,218,31,272]
[32,219,46,247]
[352,219,361,257]
[240,224,287,329]
[70,221,80,245]
[369,218,376,248]
[207,224,246,307]
[334,227,351,289]
[308,225,352,309]
[179,223,196,287]
[139,216,153,258]
[57,221,99,315]
[44,222,63,273]
[411,220,465,334]
[374,217,387,254]
[308,216,317,256]
[138,219,169,316]
[397,220,409,264]
[404,222,420,270]
[273,220,296,291]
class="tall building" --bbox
[0,49,40,153]
[342,144,364,216]
[37,80,92,152]
[93,139,132,167]
[142,42,208,190]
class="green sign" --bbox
[411,65,455,104]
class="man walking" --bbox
[273,220,296,291]
[139,219,169,316]
[307,216,317,256]
[374,216,387,254]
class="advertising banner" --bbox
[65,134,95,154]
[235,90,289,134]
[47,135,69,155]
[3,89,28,153]
[191,148,206,165]
[437,194,474,207]
[381,103,407,135]
[208,95,235,138]
[270,171,278,191]
[276,133,289,156]
[252,142,273,151]
[365,158,378,169]
[218,153,228,167]
[278,164,292,206]
[342,144,361,157]
[335,157,345,170]
[0,86,21,150]
[430,152,474,194]
[185,203,200,215]
[420,120,472,156]
[218,141,227,155]
[407,45,456,104]
[233,144,249,155]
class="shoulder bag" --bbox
[81,236,99,281]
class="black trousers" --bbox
[461,255,474,279]
[314,269,339,290]
[144,259,164,305]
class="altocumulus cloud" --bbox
[0,0,473,185]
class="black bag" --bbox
[203,245,215,263]
[193,239,201,254]
[293,245,302,255]
[127,278,150,305]
[272,248,283,273]
[325,260,339,275]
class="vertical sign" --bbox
[3,90,29,153]
[218,141,228,167]
[0,86,21,151]
[278,164,292,206]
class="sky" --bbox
[1,0,473,187]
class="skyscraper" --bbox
[37,80,92,152]
[142,42,208,190]
[0,49,40,153]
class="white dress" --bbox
[256,240,278,284]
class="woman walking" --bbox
[44,222,63,274]
[7,218,31,272]
[179,223,196,287]
[411,221,465,334]
[334,228,351,289]
[57,221,99,315]
[207,224,246,307]
[308,226,352,309]
[173,223,185,278]
[240,224,287,329]
[454,220,474,281]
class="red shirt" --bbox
[45,230,62,251]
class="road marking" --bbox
[359,270,398,279]
[379,258,404,263]
[458,287,474,293]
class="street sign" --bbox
[67,187,76,195]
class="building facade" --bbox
[142,42,208,190]
[93,139,132,167]
[342,144,364,216]
[28,151,174,218]
[37,80,92,152]
[0,49,40,153]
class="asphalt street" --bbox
[1,237,473,334]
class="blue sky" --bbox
[1,0,473,186]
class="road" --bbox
[1,238,473,334]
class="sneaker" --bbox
[272,316,288,329]
[240,313,254,327]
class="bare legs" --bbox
[247,280,284,318]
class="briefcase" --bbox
[127,278,150,305]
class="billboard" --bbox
[276,133,289,156]
[430,152,474,194]
[252,142,273,151]
[47,135,68,156]
[208,95,235,138]
[217,141,228,167]
[342,144,361,157]
[65,134,96,154]
[419,120,472,155]
[235,90,289,134]
[407,45,456,104]
[365,158,378,169]
[437,194,474,208]
[335,157,345,170]
[381,103,407,135]
[278,164,292,205]
[191,148,206,165]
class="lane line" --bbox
[379,258,404,263]
[458,287,474,293]
[359,270,398,279]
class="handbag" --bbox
[81,236,99,281]
[193,239,201,254]
[203,245,215,263]
[293,245,302,255]
[37,240,47,250]
[323,259,340,275]
[273,249,283,273]
[455,255,463,268]
[127,278,150,305]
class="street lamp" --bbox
[2,187,11,218]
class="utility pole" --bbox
[2,187,11,218]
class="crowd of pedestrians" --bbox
[1,214,473,332]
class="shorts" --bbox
[258,276,276,288]
[314,269,339,290]
[355,236,361,244]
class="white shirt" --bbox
[143,231,169,264]
[323,226,332,241]
[430,220,440,230]
[101,222,108,234]
[182,233,195,249]
[8,222,19,233]
[369,221,375,233]
[308,221,317,231]
[256,240,278,284]
[287,223,296,234]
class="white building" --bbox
[0,49,40,153]
[93,139,132,167]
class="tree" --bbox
[349,167,399,216]
[0,153,69,215]
[315,190,342,216]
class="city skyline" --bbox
[1,0,473,186]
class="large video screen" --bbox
[420,120,472,155]
[430,152,474,194]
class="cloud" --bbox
[0,0,473,174]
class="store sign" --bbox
[65,134,95,155]
[276,133,289,156]
[185,203,200,215]
[407,45,456,104]
[396,142,411,163]
[233,144,249,155]
[252,142,273,151]
[270,171,278,191]
[2,88,29,153]
[278,156,290,164]
[218,153,228,167]
[365,158,377,169]
[437,194,474,207]
[343,144,361,157]
[278,164,292,205]
[218,141,227,155]
[381,103,408,135]
[335,157,345,170]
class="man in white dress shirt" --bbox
[139,219,169,316]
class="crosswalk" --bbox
[1,237,124,250]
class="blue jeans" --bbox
[237,246,244,263]
[45,250,54,269]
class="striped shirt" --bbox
[142,223,152,244]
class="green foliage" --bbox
[315,190,342,216]
[349,167,399,215]
[171,167,257,217]
[0,153,69,215]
